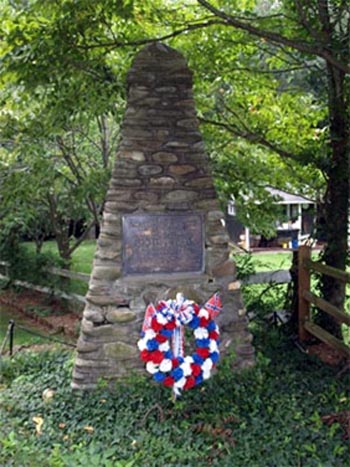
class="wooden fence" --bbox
[0,259,293,312]
[0,261,88,305]
[3,249,350,357]
[298,245,350,357]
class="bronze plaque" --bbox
[123,213,204,275]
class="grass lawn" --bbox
[22,240,96,295]
[250,251,293,271]
[24,240,96,274]
[70,240,97,274]
[249,250,324,272]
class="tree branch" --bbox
[294,0,324,42]
[97,115,110,168]
[199,116,299,161]
[68,218,96,256]
[224,65,310,74]
[317,0,332,39]
[74,19,226,50]
[197,0,350,74]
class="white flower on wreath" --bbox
[146,362,159,374]
[137,338,147,351]
[144,329,156,340]
[180,360,192,377]
[158,341,170,352]
[203,369,211,380]
[202,358,213,373]
[156,313,168,325]
[159,359,172,372]
[209,340,218,353]
[194,327,209,339]
[198,308,209,319]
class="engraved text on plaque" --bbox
[123,213,204,275]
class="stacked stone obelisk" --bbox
[72,42,254,390]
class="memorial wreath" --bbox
[137,293,221,397]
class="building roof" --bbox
[267,187,315,205]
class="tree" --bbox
[182,32,327,235]
[188,0,349,335]
[0,0,125,265]
[0,111,118,265]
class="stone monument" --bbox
[72,42,254,390]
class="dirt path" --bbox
[0,289,81,340]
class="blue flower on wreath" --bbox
[207,321,216,331]
[195,338,210,348]
[192,354,204,365]
[146,339,159,351]
[210,352,220,363]
[195,375,203,385]
[153,372,165,382]
[171,367,184,381]
[188,316,200,329]
[160,329,173,338]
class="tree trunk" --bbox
[56,232,72,269]
[48,195,72,269]
[34,234,44,254]
[319,64,349,338]
[286,250,299,334]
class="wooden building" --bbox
[226,188,316,250]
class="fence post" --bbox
[298,245,311,341]
[9,320,15,356]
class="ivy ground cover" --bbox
[1,327,349,467]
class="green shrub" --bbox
[0,234,63,290]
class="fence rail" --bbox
[0,273,86,305]
[242,269,291,285]
[0,261,89,304]
[46,267,90,282]
[302,290,350,326]
[298,245,350,357]
[303,258,350,283]
[0,259,292,298]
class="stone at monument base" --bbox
[73,272,254,390]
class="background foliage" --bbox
[1,0,339,244]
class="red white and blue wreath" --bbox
[137,292,222,397]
